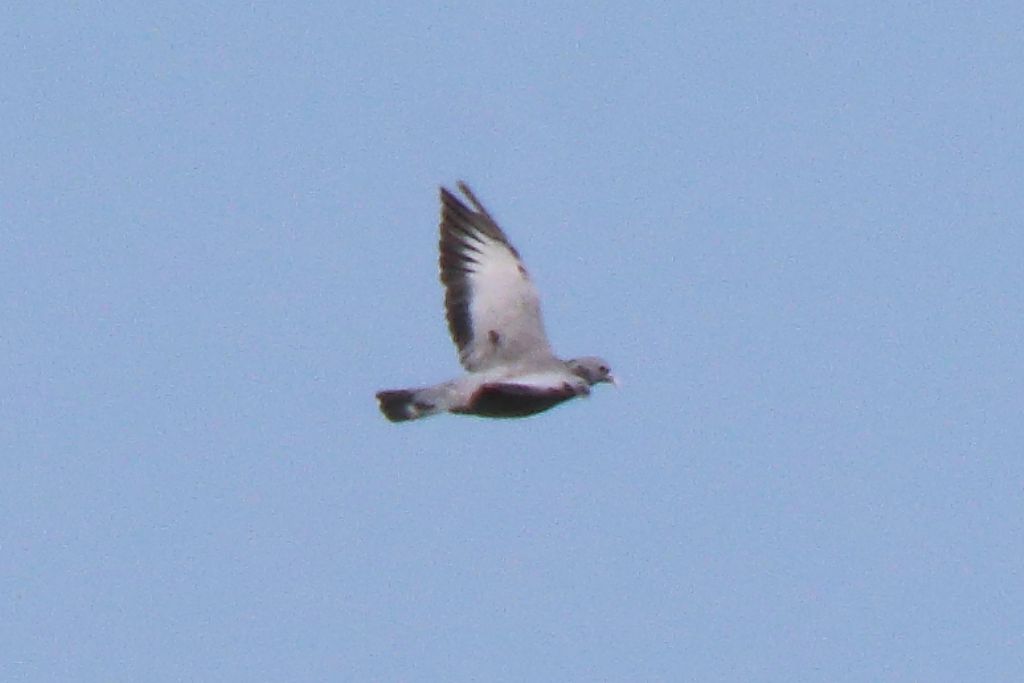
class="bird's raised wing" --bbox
[439,182,553,372]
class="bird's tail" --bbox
[375,388,444,422]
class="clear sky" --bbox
[3,2,1023,681]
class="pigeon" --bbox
[375,182,615,422]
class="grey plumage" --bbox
[376,182,615,422]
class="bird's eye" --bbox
[599,366,608,373]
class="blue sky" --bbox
[3,2,1023,680]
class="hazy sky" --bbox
[3,2,1023,681]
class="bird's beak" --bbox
[607,373,619,387]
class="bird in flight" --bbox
[375,182,615,422]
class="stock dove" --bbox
[376,182,615,422]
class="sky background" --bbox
[3,2,1023,681]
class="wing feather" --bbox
[439,183,553,371]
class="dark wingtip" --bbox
[375,390,415,422]
[455,181,488,216]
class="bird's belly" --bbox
[455,382,578,418]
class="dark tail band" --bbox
[375,389,417,422]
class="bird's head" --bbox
[567,357,617,387]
